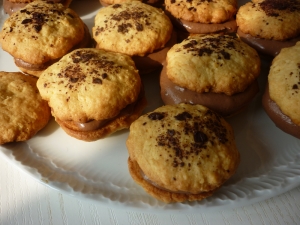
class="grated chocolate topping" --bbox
[179,35,239,60]
[149,108,229,169]
[94,4,153,40]
[14,2,77,33]
[43,50,122,102]
[259,0,300,17]
[148,112,166,120]
[290,62,300,95]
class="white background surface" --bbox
[1,155,300,225]
[1,0,300,224]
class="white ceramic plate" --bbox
[0,0,300,213]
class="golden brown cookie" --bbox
[262,42,300,139]
[3,0,73,15]
[236,0,300,56]
[164,0,237,38]
[237,0,300,41]
[160,34,261,116]
[37,48,147,141]
[165,0,237,24]
[0,1,91,77]
[92,1,173,73]
[0,71,51,144]
[166,34,260,95]
[126,103,240,203]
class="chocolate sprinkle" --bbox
[259,0,300,17]
[180,35,238,60]
[148,112,166,120]
[174,111,192,121]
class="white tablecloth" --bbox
[1,155,299,225]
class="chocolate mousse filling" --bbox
[160,64,259,117]
[72,102,136,132]
[262,84,300,139]
[237,29,300,57]
[176,18,237,34]
[3,0,27,15]
[131,31,177,73]
[3,0,68,15]
[64,87,145,132]
[14,23,93,72]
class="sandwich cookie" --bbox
[160,34,261,117]
[236,0,300,57]
[0,71,51,144]
[93,1,174,74]
[37,48,147,141]
[262,42,300,139]
[0,1,92,77]
[165,0,238,40]
[126,103,240,203]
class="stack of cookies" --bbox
[165,0,238,40]
[0,0,299,204]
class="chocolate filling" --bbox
[131,31,177,73]
[262,84,300,139]
[70,88,144,132]
[14,24,93,72]
[3,0,67,15]
[176,18,237,34]
[160,64,259,117]
[74,119,112,132]
[237,28,300,57]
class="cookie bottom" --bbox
[55,94,147,141]
[128,157,216,203]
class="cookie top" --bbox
[165,0,237,24]
[166,34,261,96]
[0,1,85,65]
[0,71,51,144]
[37,48,142,123]
[268,42,300,126]
[92,1,173,56]
[236,0,300,41]
[127,103,240,197]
